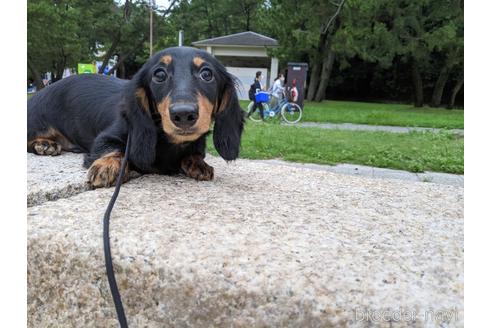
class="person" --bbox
[290,78,299,103]
[247,71,265,120]
[271,73,285,107]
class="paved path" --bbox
[27,153,463,327]
[291,121,464,135]
[259,159,464,187]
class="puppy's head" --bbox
[130,47,244,164]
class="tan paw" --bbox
[87,152,129,188]
[181,155,214,181]
[31,139,62,156]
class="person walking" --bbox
[271,73,285,107]
[247,71,265,120]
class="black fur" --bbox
[27,47,244,177]
[213,81,245,161]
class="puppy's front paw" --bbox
[87,152,129,188]
[181,155,214,181]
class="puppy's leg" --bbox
[85,126,129,188]
[181,154,214,181]
[87,152,129,188]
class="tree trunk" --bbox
[310,11,343,102]
[27,56,44,90]
[430,66,450,107]
[306,32,328,101]
[411,60,424,107]
[314,48,335,102]
[447,78,464,109]
[119,63,126,79]
[57,60,65,80]
[306,61,321,101]
[245,8,251,31]
[98,33,121,74]
[52,57,66,83]
[204,3,214,38]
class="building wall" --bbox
[226,67,268,100]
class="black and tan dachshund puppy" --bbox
[27,47,244,188]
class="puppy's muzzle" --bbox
[169,103,199,129]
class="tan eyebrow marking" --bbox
[160,55,172,65]
[193,56,205,67]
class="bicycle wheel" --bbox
[281,102,302,123]
[247,102,270,122]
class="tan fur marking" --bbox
[216,88,231,113]
[87,152,129,188]
[181,154,214,181]
[135,88,149,114]
[27,127,73,154]
[196,93,214,131]
[193,56,205,67]
[156,94,213,144]
[157,96,173,135]
[30,138,62,156]
[160,55,172,65]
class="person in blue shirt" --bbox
[247,71,265,120]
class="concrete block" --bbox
[27,153,89,207]
[27,154,464,327]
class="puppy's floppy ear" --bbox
[124,69,157,172]
[213,75,245,161]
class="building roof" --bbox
[192,31,278,47]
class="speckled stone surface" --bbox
[27,154,464,327]
[27,153,89,207]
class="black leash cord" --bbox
[103,133,131,328]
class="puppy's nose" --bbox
[169,103,199,128]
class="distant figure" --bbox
[271,73,285,107]
[247,71,265,120]
[290,78,299,103]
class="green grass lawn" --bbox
[28,93,463,173]
[239,99,464,129]
[207,122,464,174]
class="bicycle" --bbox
[246,91,303,124]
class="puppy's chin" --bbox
[165,126,207,144]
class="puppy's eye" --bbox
[153,68,168,83]
[199,68,213,82]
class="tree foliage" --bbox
[27,0,463,107]
[28,0,95,86]
[331,0,464,106]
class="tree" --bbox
[27,0,463,107]
[426,0,463,107]
[447,64,463,109]
[170,0,263,45]
[27,0,177,83]
[27,0,95,87]
[96,0,179,75]
[313,0,346,102]
[337,0,429,107]
[257,0,347,101]
[330,0,463,107]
